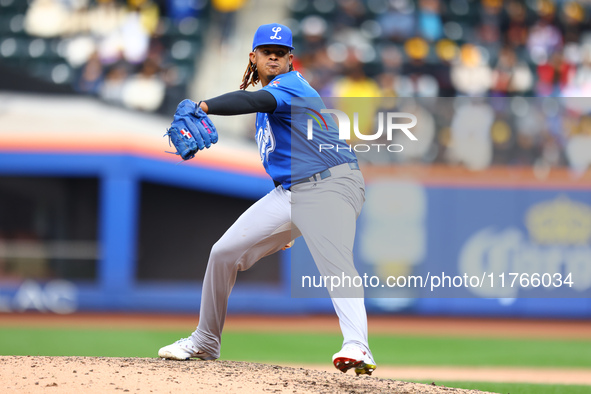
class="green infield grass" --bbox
[416,381,591,394]
[0,328,589,369]
[221,332,591,368]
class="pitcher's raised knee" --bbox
[208,240,242,266]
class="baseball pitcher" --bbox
[159,23,376,375]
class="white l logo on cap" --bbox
[270,26,282,40]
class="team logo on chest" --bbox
[256,117,276,163]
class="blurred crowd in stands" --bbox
[283,0,591,172]
[287,0,591,98]
[344,96,591,174]
[1,0,590,172]
[0,0,223,113]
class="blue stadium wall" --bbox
[0,152,590,318]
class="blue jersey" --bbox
[255,71,357,189]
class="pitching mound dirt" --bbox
[1,356,494,393]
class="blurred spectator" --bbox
[432,39,457,96]
[512,100,546,165]
[503,0,529,48]
[65,36,97,69]
[331,50,381,98]
[134,0,160,34]
[167,0,207,21]
[297,15,332,91]
[490,117,515,165]
[478,0,502,45]
[490,46,533,96]
[538,131,564,169]
[513,132,541,165]
[380,45,403,76]
[378,0,416,42]
[333,0,367,30]
[212,0,248,45]
[567,45,591,97]
[398,37,434,96]
[536,51,575,97]
[74,51,104,94]
[450,44,493,95]
[393,100,436,163]
[527,14,562,65]
[99,62,129,105]
[122,58,166,111]
[330,50,381,142]
[304,47,339,94]
[24,0,69,37]
[89,0,127,40]
[448,99,494,170]
[418,0,442,42]
[560,2,586,44]
[120,10,150,64]
[299,15,328,56]
[376,72,397,98]
[566,115,591,174]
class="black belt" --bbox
[274,162,360,189]
[292,162,360,185]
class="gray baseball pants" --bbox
[191,163,372,361]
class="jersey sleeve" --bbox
[205,89,277,115]
[262,72,304,114]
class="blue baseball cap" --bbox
[252,23,294,51]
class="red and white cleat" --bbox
[332,344,377,376]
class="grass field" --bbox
[415,381,591,394]
[2,327,590,367]
[1,327,590,393]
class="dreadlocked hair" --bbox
[240,60,258,90]
[239,60,295,90]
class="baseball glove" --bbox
[165,99,218,160]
